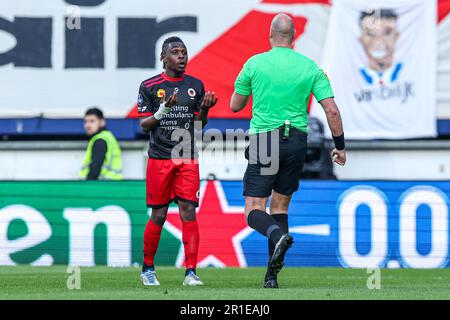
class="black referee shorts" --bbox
[243,127,307,198]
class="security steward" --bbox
[80,107,123,180]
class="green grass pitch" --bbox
[0,266,449,300]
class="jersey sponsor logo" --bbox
[157,89,165,98]
[188,88,196,99]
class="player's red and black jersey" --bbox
[138,73,205,159]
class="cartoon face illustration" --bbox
[359,9,399,72]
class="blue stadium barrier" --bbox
[1,118,449,139]
[0,118,250,140]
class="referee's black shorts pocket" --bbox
[273,130,307,196]
[243,134,276,197]
[243,163,276,198]
[242,128,307,197]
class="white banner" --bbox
[0,0,448,121]
[438,9,450,117]
[0,0,259,118]
[0,0,328,118]
[311,0,438,139]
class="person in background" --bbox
[80,107,123,180]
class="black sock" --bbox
[142,263,154,272]
[247,209,283,245]
[185,268,196,276]
[268,214,289,258]
[266,214,289,279]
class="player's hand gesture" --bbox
[161,91,178,109]
[153,91,177,121]
[200,91,218,110]
[331,148,346,166]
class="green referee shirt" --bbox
[234,46,334,134]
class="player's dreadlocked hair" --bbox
[160,36,185,69]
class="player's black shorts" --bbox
[243,127,307,197]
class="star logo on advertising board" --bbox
[164,180,253,267]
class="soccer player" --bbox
[137,37,218,286]
[231,14,346,288]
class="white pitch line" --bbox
[289,224,331,236]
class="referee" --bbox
[231,13,346,288]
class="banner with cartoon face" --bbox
[311,0,437,139]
